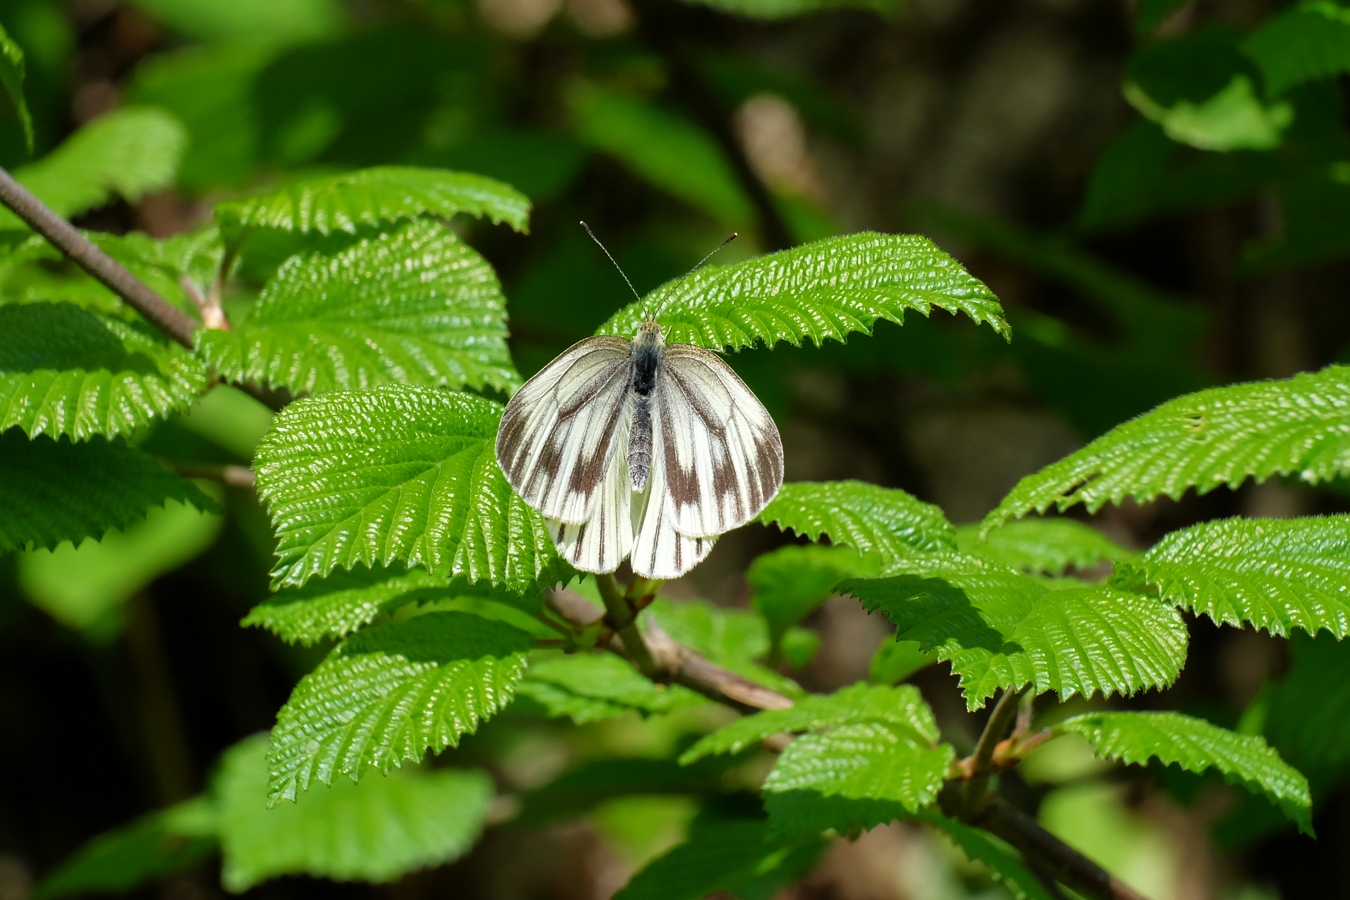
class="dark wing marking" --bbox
[630,406,717,579]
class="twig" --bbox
[170,461,256,490]
[966,687,1027,781]
[0,166,199,349]
[595,573,662,679]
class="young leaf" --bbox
[756,480,957,564]
[1115,515,1350,638]
[914,812,1054,900]
[517,653,705,724]
[0,21,33,153]
[0,431,216,554]
[0,303,209,441]
[747,544,882,652]
[763,721,956,835]
[983,365,1350,534]
[958,518,1132,576]
[596,233,1010,352]
[680,683,938,764]
[214,166,531,246]
[253,386,571,594]
[1054,711,1313,835]
[197,220,517,394]
[841,555,1189,710]
[614,817,824,900]
[0,108,187,229]
[266,611,533,803]
[219,735,494,891]
[36,800,216,900]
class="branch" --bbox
[170,461,256,490]
[595,572,661,679]
[0,166,199,348]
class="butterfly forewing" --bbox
[495,336,632,525]
[547,408,635,572]
[655,345,784,538]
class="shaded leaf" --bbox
[198,220,517,394]
[915,812,1055,900]
[1264,632,1350,772]
[215,166,530,246]
[680,683,938,764]
[598,233,1009,351]
[841,555,1188,710]
[220,735,493,891]
[0,21,32,153]
[0,431,216,554]
[518,653,705,724]
[1116,515,1350,638]
[0,303,209,441]
[253,385,571,593]
[983,365,1350,533]
[266,612,533,803]
[958,519,1132,576]
[748,544,881,652]
[1243,2,1350,96]
[756,480,957,564]
[1055,711,1312,835]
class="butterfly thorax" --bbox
[628,321,664,492]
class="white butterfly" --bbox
[494,297,783,580]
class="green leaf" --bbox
[215,166,530,247]
[1243,2,1350,96]
[597,233,1010,352]
[762,721,955,835]
[0,303,209,441]
[0,21,33,153]
[0,108,188,229]
[253,385,571,594]
[614,817,823,900]
[748,544,882,652]
[36,800,216,900]
[197,220,517,394]
[0,431,216,555]
[983,365,1350,534]
[219,735,493,891]
[755,480,957,565]
[958,519,1132,576]
[1116,515,1350,638]
[517,653,705,724]
[840,555,1189,710]
[1264,632,1350,772]
[680,683,938,764]
[1055,711,1313,835]
[915,812,1055,900]
[266,611,533,803]
[645,597,805,698]
[680,0,900,19]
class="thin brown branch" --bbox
[0,166,200,348]
[965,686,1027,782]
[595,573,661,678]
[171,461,256,490]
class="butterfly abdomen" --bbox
[628,330,662,491]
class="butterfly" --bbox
[494,228,784,580]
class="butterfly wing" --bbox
[547,404,635,573]
[495,335,633,525]
[630,421,718,579]
[654,344,784,539]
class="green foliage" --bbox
[36,801,216,900]
[958,519,1132,576]
[756,480,957,564]
[645,597,806,697]
[253,386,570,593]
[1264,633,1350,773]
[1243,2,1350,96]
[0,431,215,554]
[197,220,518,394]
[214,166,530,247]
[0,303,208,441]
[518,653,705,724]
[266,611,533,803]
[1116,515,1350,638]
[597,233,1009,351]
[220,735,494,891]
[0,108,187,230]
[841,555,1189,710]
[1054,711,1313,834]
[748,544,881,654]
[680,683,938,763]
[916,813,1054,900]
[762,720,956,834]
[983,365,1350,533]
[614,817,824,900]
[0,20,32,153]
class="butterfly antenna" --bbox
[580,221,644,308]
[649,232,737,319]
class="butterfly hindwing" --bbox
[495,336,633,524]
[654,344,784,539]
[547,406,634,572]
[631,409,718,579]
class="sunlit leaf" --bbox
[0,21,33,153]
[958,519,1132,576]
[518,653,705,724]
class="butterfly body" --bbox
[495,319,783,580]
